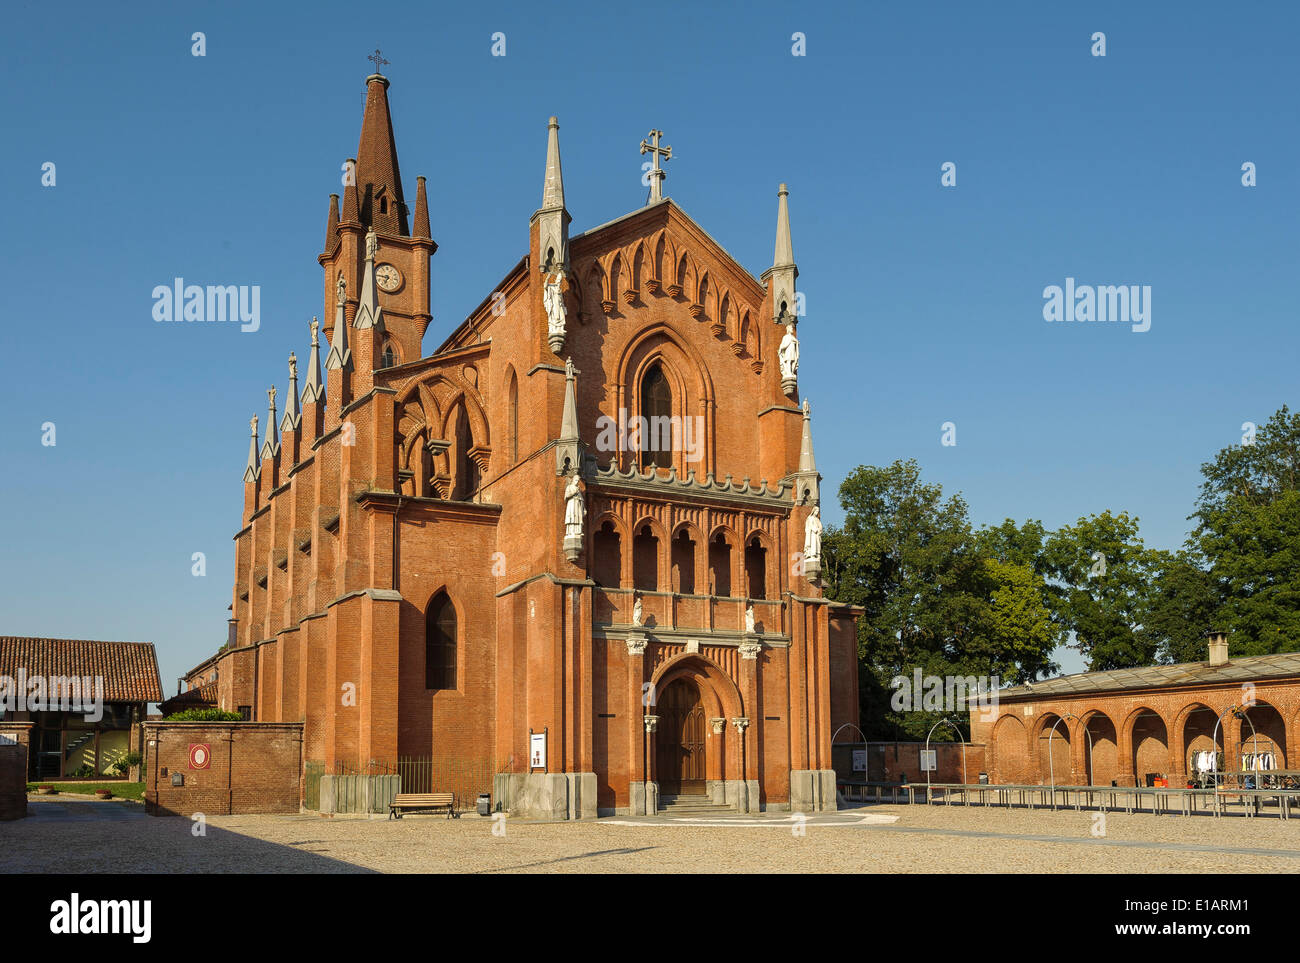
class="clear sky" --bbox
[2,0,1296,694]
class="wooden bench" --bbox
[389,792,457,819]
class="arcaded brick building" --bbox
[181,71,859,817]
[971,634,1300,787]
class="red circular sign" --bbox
[189,744,211,770]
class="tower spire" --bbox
[281,352,302,433]
[302,319,324,405]
[554,357,587,475]
[323,193,340,255]
[260,388,281,461]
[355,72,408,235]
[413,175,431,239]
[798,399,816,473]
[533,116,571,275]
[243,415,260,483]
[354,227,385,331]
[325,274,352,371]
[542,116,565,211]
[762,182,800,323]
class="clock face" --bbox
[375,263,402,292]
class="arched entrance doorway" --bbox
[656,678,706,794]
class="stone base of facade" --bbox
[628,780,659,815]
[707,778,761,812]
[789,769,838,812]
[493,772,599,820]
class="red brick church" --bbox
[182,69,860,817]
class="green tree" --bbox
[824,460,1059,739]
[1140,548,1220,664]
[1042,511,1156,670]
[1192,406,1300,654]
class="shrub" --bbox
[163,708,244,722]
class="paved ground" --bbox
[4,797,1300,873]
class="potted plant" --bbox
[36,785,56,795]
[94,789,113,799]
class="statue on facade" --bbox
[804,506,822,563]
[778,323,799,395]
[336,272,347,305]
[744,602,755,635]
[632,592,643,627]
[545,271,567,353]
[563,470,584,540]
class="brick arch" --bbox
[630,514,670,592]
[669,520,704,594]
[990,713,1029,784]
[1120,705,1170,788]
[614,322,717,476]
[1077,708,1120,786]
[1031,711,1074,785]
[650,652,747,784]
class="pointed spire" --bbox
[243,415,260,483]
[413,175,431,239]
[301,319,324,405]
[533,116,572,275]
[281,353,302,433]
[354,227,385,331]
[560,357,579,440]
[323,193,340,255]
[799,399,817,473]
[341,162,360,224]
[773,183,795,269]
[355,73,408,235]
[541,117,565,211]
[325,275,352,371]
[260,388,281,461]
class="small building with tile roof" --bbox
[0,636,162,780]
[970,632,1300,788]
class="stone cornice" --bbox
[590,462,792,511]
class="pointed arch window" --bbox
[640,363,673,470]
[380,340,395,369]
[425,592,457,690]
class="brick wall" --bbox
[142,721,303,817]
[0,723,32,820]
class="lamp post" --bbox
[924,717,968,789]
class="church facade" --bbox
[183,70,860,817]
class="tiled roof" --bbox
[158,680,217,716]
[1000,651,1300,701]
[0,637,164,703]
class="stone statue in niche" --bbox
[745,602,755,635]
[804,505,822,563]
[563,470,584,540]
[778,323,799,382]
[545,271,567,353]
[632,592,643,627]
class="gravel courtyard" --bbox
[4,797,1300,873]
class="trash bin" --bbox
[978,772,989,785]
[476,793,491,817]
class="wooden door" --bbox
[656,679,706,794]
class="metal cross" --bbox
[640,129,672,203]
[368,49,389,73]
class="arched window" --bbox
[425,592,456,690]
[709,533,732,597]
[594,521,622,588]
[380,341,395,369]
[451,404,478,501]
[744,535,768,600]
[672,529,696,594]
[507,370,519,465]
[640,363,673,470]
[633,524,660,591]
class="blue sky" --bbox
[2,0,1296,693]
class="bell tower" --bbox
[318,65,436,383]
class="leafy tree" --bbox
[1192,406,1300,654]
[824,460,1059,739]
[1041,511,1156,670]
[1140,548,1220,664]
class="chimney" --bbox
[1207,630,1230,666]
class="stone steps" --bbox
[658,794,735,815]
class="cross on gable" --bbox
[367,48,389,73]
[640,128,672,204]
